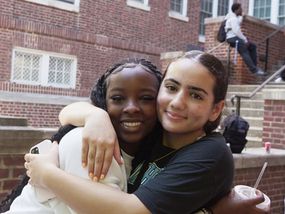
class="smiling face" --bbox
[157,58,224,147]
[106,65,159,153]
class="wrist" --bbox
[85,107,107,124]
[43,165,60,188]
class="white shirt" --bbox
[225,12,248,43]
[5,128,134,214]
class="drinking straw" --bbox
[251,162,268,196]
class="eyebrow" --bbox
[108,87,157,93]
[165,78,208,95]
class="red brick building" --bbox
[0,0,202,127]
[1,1,285,212]
[1,0,284,127]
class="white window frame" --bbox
[24,0,80,12]
[168,0,189,22]
[126,0,150,12]
[248,0,284,25]
[11,47,77,89]
[199,0,233,42]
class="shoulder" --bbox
[59,127,83,150]
[172,132,232,165]
[182,132,228,154]
[61,127,83,141]
[101,157,128,192]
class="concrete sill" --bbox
[233,147,285,169]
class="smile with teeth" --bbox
[122,122,142,128]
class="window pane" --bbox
[253,0,271,20]
[279,1,285,16]
[48,56,73,87]
[279,0,285,25]
[199,0,212,35]
[218,0,229,16]
[12,51,41,83]
[279,17,285,25]
[170,0,183,14]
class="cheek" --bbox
[106,105,121,121]
[157,91,168,110]
[143,103,157,119]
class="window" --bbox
[253,0,271,21]
[218,0,229,16]
[24,0,80,12]
[168,0,189,22]
[199,0,213,36]
[249,0,284,25]
[170,0,184,14]
[279,0,285,25]
[199,0,233,42]
[126,0,150,11]
[12,48,77,88]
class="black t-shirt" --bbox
[133,132,234,214]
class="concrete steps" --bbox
[224,84,285,148]
[0,116,28,126]
[0,117,57,154]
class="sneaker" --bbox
[255,68,266,76]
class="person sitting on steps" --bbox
[225,3,266,76]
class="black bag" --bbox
[223,114,249,153]
[216,20,227,42]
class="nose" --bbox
[170,91,186,110]
[123,99,140,114]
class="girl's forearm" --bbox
[44,166,149,214]
[59,101,107,126]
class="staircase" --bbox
[224,83,285,148]
[0,116,57,154]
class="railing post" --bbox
[265,38,269,73]
[236,96,241,116]
[227,45,231,77]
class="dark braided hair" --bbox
[90,58,162,110]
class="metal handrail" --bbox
[256,25,285,46]
[231,64,285,116]
[206,41,226,54]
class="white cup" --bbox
[233,185,270,210]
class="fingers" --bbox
[247,192,265,205]
[87,143,96,179]
[100,148,113,179]
[93,147,104,181]
[24,153,35,162]
[24,162,29,170]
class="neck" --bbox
[162,130,206,150]
[119,141,140,156]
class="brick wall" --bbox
[0,101,63,127]
[0,0,202,93]
[1,152,284,213]
[204,16,285,84]
[234,166,285,214]
[0,154,25,200]
[0,0,203,126]
[263,99,285,149]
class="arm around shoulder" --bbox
[59,101,108,126]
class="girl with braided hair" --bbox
[3,58,162,213]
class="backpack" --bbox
[216,20,227,42]
[222,114,249,153]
